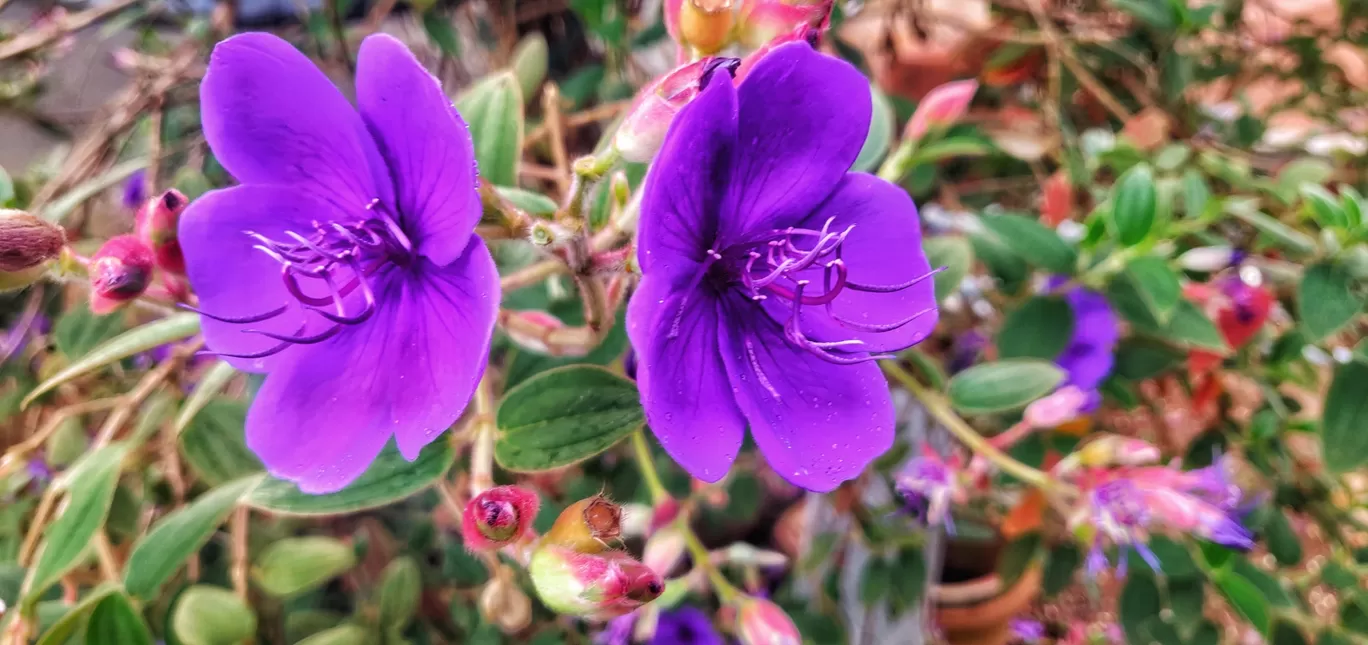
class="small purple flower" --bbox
[652,607,725,645]
[627,42,939,491]
[123,169,147,211]
[895,447,962,531]
[595,612,637,645]
[1053,283,1119,408]
[1080,480,1159,577]
[1010,618,1046,644]
[179,33,497,493]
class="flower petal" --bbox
[179,185,358,372]
[246,238,498,493]
[719,294,895,491]
[721,42,871,242]
[764,173,939,353]
[627,275,746,483]
[1057,287,1119,390]
[638,73,739,283]
[355,34,479,267]
[201,33,393,214]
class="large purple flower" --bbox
[1055,285,1119,402]
[180,33,497,493]
[626,42,938,491]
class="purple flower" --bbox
[626,42,938,491]
[179,33,497,494]
[652,607,724,645]
[123,169,147,211]
[595,612,637,645]
[895,447,962,531]
[1054,284,1119,406]
[1080,480,1159,577]
[1010,618,1046,643]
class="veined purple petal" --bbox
[180,185,360,372]
[718,294,894,491]
[720,42,871,242]
[355,35,479,267]
[200,33,394,215]
[762,173,939,353]
[627,276,745,483]
[245,238,498,492]
[636,74,738,282]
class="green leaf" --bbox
[378,557,421,632]
[1225,204,1317,256]
[422,11,461,57]
[87,592,154,645]
[1110,278,1227,352]
[853,84,895,173]
[1109,0,1176,29]
[495,186,558,217]
[245,438,455,516]
[296,624,372,645]
[23,313,201,408]
[1126,256,1182,323]
[25,444,129,603]
[1113,339,1183,380]
[124,476,261,598]
[1263,509,1303,566]
[923,236,973,303]
[889,547,926,616]
[172,361,237,438]
[172,585,256,645]
[1119,574,1162,645]
[1109,163,1157,246]
[1273,621,1311,645]
[1167,576,1205,630]
[1300,262,1361,341]
[947,360,1065,415]
[252,537,356,598]
[1043,544,1080,596]
[912,136,995,163]
[1214,571,1271,635]
[511,32,549,100]
[969,232,1029,292]
[1182,169,1211,218]
[52,306,124,359]
[494,365,643,472]
[997,296,1074,360]
[178,400,264,487]
[33,584,119,645]
[995,533,1041,589]
[859,557,892,605]
[42,158,147,223]
[456,72,524,187]
[1322,358,1368,473]
[1301,184,1348,229]
[979,214,1078,273]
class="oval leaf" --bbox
[33,584,119,645]
[1109,164,1157,246]
[980,214,1077,274]
[456,72,524,187]
[1300,262,1362,341]
[1214,571,1271,636]
[124,476,262,599]
[252,537,356,598]
[23,313,201,408]
[947,360,1065,415]
[172,361,238,437]
[1125,256,1182,323]
[178,400,264,487]
[1322,358,1368,473]
[244,438,455,516]
[25,444,129,603]
[87,592,154,645]
[997,296,1074,360]
[495,365,644,472]
[172,585,256,645]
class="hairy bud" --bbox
[529,546,664,620]
[544,495,623,553]
[461,485,540,551]
[0,210,65,291]
[734,596,800,645]
[89,235,154,315]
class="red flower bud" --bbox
[461,485,540,551]
[735,596,800,645]
[529,545,664,620]
[89,235,154,315]
[136,189,188,275]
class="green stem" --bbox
[881,361,1059,492]
[630,429,670,505]
[876,139,917,183]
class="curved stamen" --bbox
[846,267,943,293]
[200,340,291,360]
[782,281,889,365]
[242,323,344,345]
[181,303,289,324]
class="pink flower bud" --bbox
[1023,386,1089,429]
[461,485,540,552]
[736,0,830,49]
[616,58,740,163]
[734,596,800,645]
[89,235,154,315]
[903,80,979,142]
[136,189,188,275]
[529,545,665,620]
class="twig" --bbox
[18,489,58,565]
[329,0,354,73]
[520,162,564,182]
[542,85,572,198]
[362,0,400,35]
[524,100,632,147]
[468,379,496,495]
[0,397,121,479]
[145,107,164,195]
[93,533,121,581]
[499,259,567,292]
[92,342,200,448]
[230,506,250,600]
[0,0,141,61]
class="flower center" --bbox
[193,202,412,360]
[703,217,936,365]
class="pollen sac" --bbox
[89,235,154,315]
[734,596,801,645]
[544,495,623,553]
[528,545,664,620]
[136,189,188,275]
[0,209,65,291]
[461,485,540,552]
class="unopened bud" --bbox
[903,80,979,142]
[544,495,623,553]
[479,576,533,633]
[736,0,829,48]
[0,210,65,287]
[642,526,686,577]
[1068,435,1161,471]
[529,546,664,620]
[1023,386,1089,429]
[503,310,590,357]
[1177,246,1238,272]
[734,596,800,645]
[616,58,740,163]
[528,220,573,247]
[679,0,736,55]
[461,485,540,552]
[89,235,154,314]
[136,189,188,274]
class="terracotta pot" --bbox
[933,563,1043,645]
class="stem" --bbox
[677,513,739,603]
[230,506,250,601]
[877,139,917,184]
[880,362,1058,491]
[469,378,496,495]
[630,430,669,505]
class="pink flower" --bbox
[903,79,978,142]
[1023,386,1088,429]
[734,596,800,645]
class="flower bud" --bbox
[529,546,664,620]
[1023,386,1089,429]
[1063,435,1161,473]
[479,576,533,633]
[544,495,623,553]
[89,235,154,315]
[461,485,540,552]
[642,526,686,577]
[736,0,829,48]
[1177,246,1239,272]
[679,0,736,56]
[616,58,740,163]
[0,210,65,289]
[903,80,978,142]
[734,596,800,645]
[136,189,188,274]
